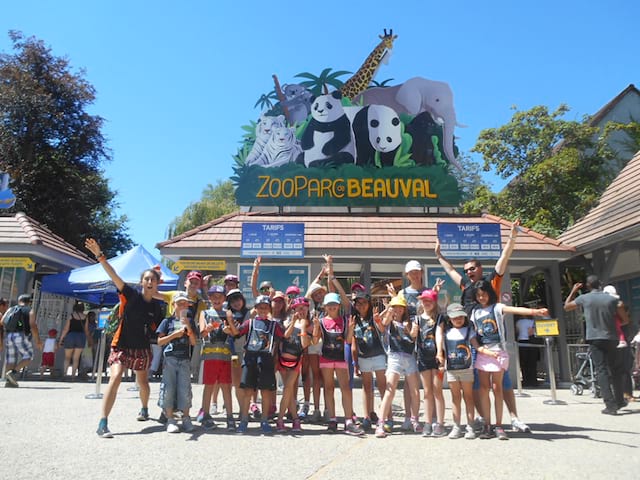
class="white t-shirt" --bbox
[43,337,57,353]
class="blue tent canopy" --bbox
[40,245,178,305]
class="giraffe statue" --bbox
[340,29,398,100]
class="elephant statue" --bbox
[354,76,463,169]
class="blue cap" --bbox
[254,295,272,307]
[207,285,225,295]
[323,292,341,305]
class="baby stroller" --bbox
[570,350,600,397]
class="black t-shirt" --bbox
[115,284,163,349]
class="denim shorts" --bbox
[357,354,387,373]
[386,352,418,376]
[63,331,86,349]
[160,355,193,411]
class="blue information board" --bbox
[437,223,502,259]
[241,223,305,258]
[427,268,461,305]
[238,264,309,306]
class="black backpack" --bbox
[3,305,29,333]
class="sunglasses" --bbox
[464,266,478,273]
[260,287,271,292]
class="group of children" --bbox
[151,255,547,440]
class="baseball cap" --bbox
[18,294,32,303]
[259,280,273,290]
[285,285,301,296]
[419,289,438,302]
[207,285,225,295]
[350,282,366,292]
[254,295,272,307]
[48,328,58,337]
[404,260,422,273]
[226,288,243,298]
[603,285,620,299]
[323,292,341,305]
[272,291,286,301]
[388,296,407,308]
[224,274,239,283]
[307,283,326,296]
[172,291,193,304]
[291,296,310,308]
[186,271,203,282]
[446,303,467,318]
[353,291,370,301]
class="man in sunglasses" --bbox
[435,219,520,315]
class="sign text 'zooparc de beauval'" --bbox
[232,30,462,207]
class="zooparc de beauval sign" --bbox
[232,30,462,207]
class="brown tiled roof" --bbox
[158,211,574,255]
[0,212,93,263]
[558,150,640,249]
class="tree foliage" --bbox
[166,180,238,238]
[0,31,131,256]
[465,104,622,237]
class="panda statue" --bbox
[296,91,355,168]
[351,104,403,167]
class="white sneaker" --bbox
[473,416,486,432]
[400,417,412,432]
[448,424,463,439]
[167,420,180,433]
[511,418,531,433]
[211,403,218,415]
[464,425,476,439]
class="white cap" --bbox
[603,285,619,299]
[405,260,422,273]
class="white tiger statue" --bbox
[245,114,285,166]
[258,126,302,168]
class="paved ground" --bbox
[1,377,638,480]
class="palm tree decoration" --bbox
[294,68,351,96]
[254,90,279,110]
[369,78,394,88]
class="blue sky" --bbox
[1,1,638,255]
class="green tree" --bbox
[166,180,238,238]
[294,68,351,97]
[467,104,618,237]
[0,31,131,256]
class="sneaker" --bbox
[276,419,287,433]
[383,419,393,434]
[292,418,302,433]
[211,403,218,415]
[411,419,423,434]
[250,403,262,420]
[479,426,493,439]
[167,419,180,433]
[201,413,216,429]
[182,417,195,433]
[495,426,509,440]
[196,409,206,423]
[158,411,168,424]
[345,420,364,435]
[375,423,387,438]
[310,409,322,423]
[136,408,149,421]
[260,420,273,435]
[400,417,412,432]
[327,420,338,433]
[96,420,113,438]
[369,411,379,424]
[226,417,236,432]
[236,420,249,434]
[432,423,446,437]
[422,422,433,437]
[617,340,628,349]
[602,407,619,415]
[473,416,486,433]
[297,403,310,420]
[362,417,372,432]
[464,425,476,440]
[448,424,463,439]
[511,418,532,433]
[4,370,19,388]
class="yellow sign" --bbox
[535,319,560,337]
[0,257,35,271]
[171,259,227,273]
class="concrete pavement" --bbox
[1,378,638,479]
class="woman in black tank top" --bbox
[59,301,92,380]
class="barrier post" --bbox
[85,330,105,399]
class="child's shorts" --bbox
[200,359,232,385]
[357,354,387,373]
[319,356,348,369]
[475,349,509,372]
[387,352,418,376]
[446,367,474,383]
[41,352,55,368]
[240,354,276,391]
